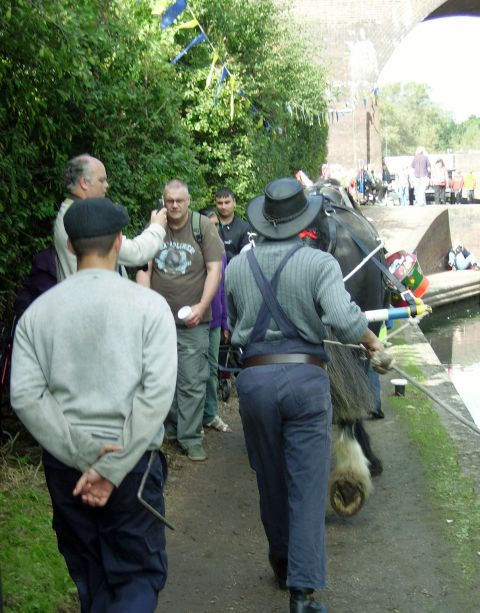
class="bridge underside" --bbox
[427,1,480,19]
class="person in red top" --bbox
[450,169,464,204]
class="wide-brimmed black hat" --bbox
[64,197,130,239]
[247,178,323,240]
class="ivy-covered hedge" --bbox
[0,0,327,319]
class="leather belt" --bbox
[242,354,326,369]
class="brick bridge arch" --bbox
[289,0,480,174]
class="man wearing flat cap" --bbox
[54,153,167,280]
[225,178,383,613]
[11,198,177,612]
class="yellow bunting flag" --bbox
[177,19,199,29]
[206,50,219,88]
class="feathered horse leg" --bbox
[326,337,382,516]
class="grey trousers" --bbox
[166,324,209,450]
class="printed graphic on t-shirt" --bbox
[155,241,196,275]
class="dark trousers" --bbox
[43,451,168,613]
[434,185,446,204]
[236,363,332,590]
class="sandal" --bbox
[205,415,232,433]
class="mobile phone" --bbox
[157,198,164,212]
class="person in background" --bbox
[431,159,449,204]
[55,154,167,280]
[411,146,431,206]
[396,167,410,206]
[450,169,464,205]
[463,171,476,204]
[447,241,479,270]
[11,197,177,612]
[215,187,252,261]
[137,180,224,462]
[199,208,232,433]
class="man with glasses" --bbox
[137,179,224,461]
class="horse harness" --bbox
[313,197,417,306]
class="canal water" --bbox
[419,297,480,427]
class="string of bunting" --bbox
[155,0,337,129]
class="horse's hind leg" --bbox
[329,422,372,517]
[353,419,383,477]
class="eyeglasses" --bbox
[164,198,186,206]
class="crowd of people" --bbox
[8,156,389,613]
[317,152,479,208]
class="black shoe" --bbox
[268,554,288,590]
[290,589,327,613]
[369,409,385,419]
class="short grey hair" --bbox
[65,154,93,191]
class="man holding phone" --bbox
[54,154,168,280]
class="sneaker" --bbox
[187,444,208,462]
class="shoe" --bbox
[290,589,327,613]
[187,444,207,462]
[268,554,288,590]
[205,415,232,433]
[369,409,385,419]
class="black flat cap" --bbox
[64,198,130,239]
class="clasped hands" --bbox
[73,443,122,508]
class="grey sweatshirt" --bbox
[225,238,367,348]
[11,269,177,487]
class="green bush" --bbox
[0,0,327,320]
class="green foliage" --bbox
[379,82,457,156]
[0,0,328,319]
[454,116,480,151]
[0,443,77,612]
[380,82,480,156]
[168,0,328,212]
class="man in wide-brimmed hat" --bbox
[225,177,383,613]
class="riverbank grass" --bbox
[388,346,480,585]
[0,434,77,612]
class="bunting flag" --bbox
[159,2,330,131]
[177,18,199,29]
[229,75,236,121]
[214,65,228,106]
[206,49,219,88]
[170,32,207,64]
[161,0,187,30]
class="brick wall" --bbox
[285,0,474,171]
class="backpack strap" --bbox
[191,210,203,248]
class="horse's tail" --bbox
[325,335,373,421]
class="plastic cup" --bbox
[177,306,193,321]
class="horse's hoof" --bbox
[329,479,366,517]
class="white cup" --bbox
[177,306,193,321]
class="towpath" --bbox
[156,368,479,613]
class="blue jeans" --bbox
[236,363,332,589]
